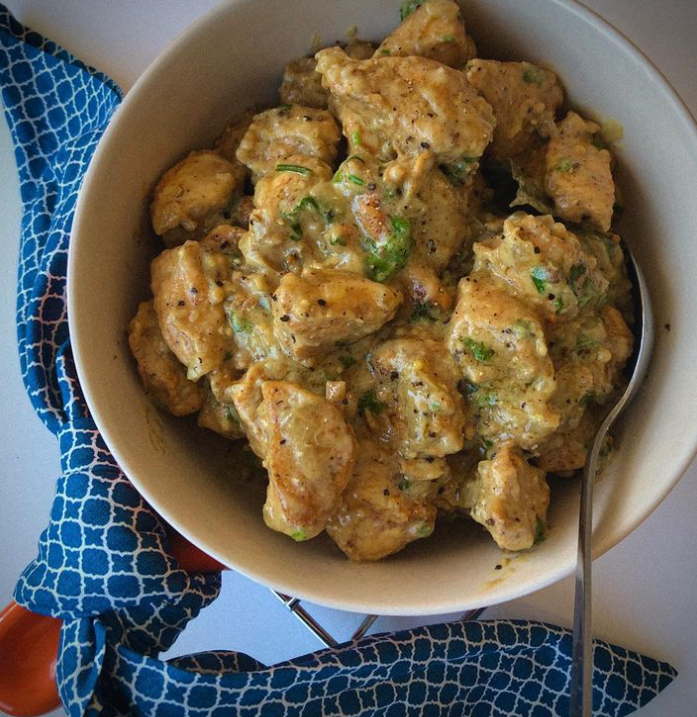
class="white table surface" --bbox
[1,2,696,715]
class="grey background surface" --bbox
[1,1,696,715]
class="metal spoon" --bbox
[568,245,654,716]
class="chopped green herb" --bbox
[580,390,596,406]
[225,405,240,425]
[482,438,494,451]
[439,35,457,43]
[511,320,533,339]
[554,158,577,173]
[569,264,598,309]
[522,67,542,87]
[409,301,438,323]
[291,530,309,542]
[470,386,498,408]
[533,516,546,545]
[441,156,476,185]
[358,390,387,414]
[553,296,564,314]
[228,311,252,333]
[530,266,549,295]
[430,401,442,412]
[417,522,434,537]
[379,48,391,56]
[363,216,413,282]
[466,61,475,71]
[398,478,411,491]
[569,263,587,285]
[462,337,495,363]
[347,173,365,186]
[400,0,425,21]
[276,163,313,176]
[339,355,357,369]
[577,334,598,350]
[352,129,362,147]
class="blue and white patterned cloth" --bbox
[0,6,677,716]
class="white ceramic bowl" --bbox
[68,0,697,615]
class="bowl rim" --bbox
[68,0,697,615]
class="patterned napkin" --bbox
[0,6,677,716]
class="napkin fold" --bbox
[0,5,676,716]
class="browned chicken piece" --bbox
[236,105,341,182]
[326,440,437,561]
[279,57,329,109]
[370,338,472,459]
[272,269,403,366]
[315,47,494,163]
[376,0,476,69]
[215,111,255,163]
[545,112,615,231]
[228,362,274,456]
[466,60,563,159]
[127,300,203,416]
[534,408,597,473]
[474,212,609,321]
[197,385,245,440]
[230,196,255,229]
[151,151,244,243]
[549,305,633,431]
[469,442,550,551]
[151,240,236,381]
[238,381,356,540]
[199,224,245,254]
[447,274,560,449]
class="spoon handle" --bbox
[569,431,602,717]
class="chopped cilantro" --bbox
[347,173,365,186]
[379,48,391,56]
[291,530,309,542]
[363,216,413,282]
[358,390,387,414]
[228,310,252,333]
[554,158,577,173]
[400,0,425,21]
[580,390,596,406]
[530,266,549,295]
[339,355,357,369]
[553,296,564,314]
[577,334,598,350]
[417,522,434,536]
[511,320,533,338]
[225,406,240,424]
[430,400,442,412]
[276,163,313,176]
[398,477,411,491]
[409,302,438,323]
[441,156,476,185]
[533,516,546,545]
[352,129,362,147]
[439,35,457,43]
[522,67,542,87]
[468,385,498,408]
[462,337,495,363]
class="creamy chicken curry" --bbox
[129,0,634,561]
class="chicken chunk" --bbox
[534,408,597,473]
[447,275,560,449]
[376,0,476,69]
[236,105,341,182]
[272,269,403,366]
[279,57,329,109]
[545,112,615,231]
[465,60,563,159]
[315,47,495,163]
[239,155,336,275]
[473,212,609,320]
[370,338,472,459]
[214,111,255,164]
[240,381,356,539]
[151,151,243,243]
[197,385,245,440]
[469,443,550,551]
[127,300,203,416]
[326,440,436,561]
[151,240,236,380]
[548,305,633,430]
